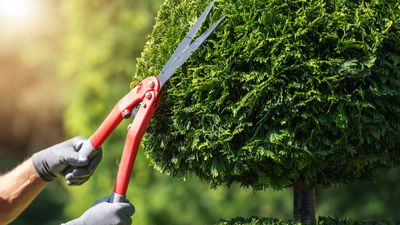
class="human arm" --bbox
[0,158,47,225]
[0,137,102,225]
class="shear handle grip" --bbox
[77,139,98,158]
[111,192,126,203]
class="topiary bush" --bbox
[135,0,400,220]
[216,217,397,225]
[218,217,310,225]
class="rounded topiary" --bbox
[135,0,400,191]
[216,217,396,225]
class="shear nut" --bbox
[148,81,155,89]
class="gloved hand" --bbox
[32,136,102,185]
[62,195,135,225]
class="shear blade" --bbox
[163,0,216,68]
[157,0,224,88]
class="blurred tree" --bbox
[0,0,65,156]
[135,0,400,221]
[317,166,400,220]
[0,0,71,224]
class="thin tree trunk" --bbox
[293,179,316,223]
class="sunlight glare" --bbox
[0,0,39,27]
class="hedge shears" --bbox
[75,0,224,202]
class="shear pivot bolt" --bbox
[145,92,152,100]
[122,110,131,119]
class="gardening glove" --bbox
[32,136,102,185]
[61,195,135,225]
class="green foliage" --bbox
[217,217,398,225]
[218,217,307,225]
[135,0,400,189]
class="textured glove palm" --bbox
[32,137,102,185]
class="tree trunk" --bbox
[293,179,316,223]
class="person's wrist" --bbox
[31,152,56,182]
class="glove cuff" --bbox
[62,216,90,225]
[32,152,56,182]
[61,218,83,225]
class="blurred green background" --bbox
[0,0,399,224]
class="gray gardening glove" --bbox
[32,136,102,185]
[62,196,135,225]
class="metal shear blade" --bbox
[157,0,225,88]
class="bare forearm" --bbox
[0,158,47,225]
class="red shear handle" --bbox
[90,107,125,149]
[112,89,159,200]
[89,77,159,149]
